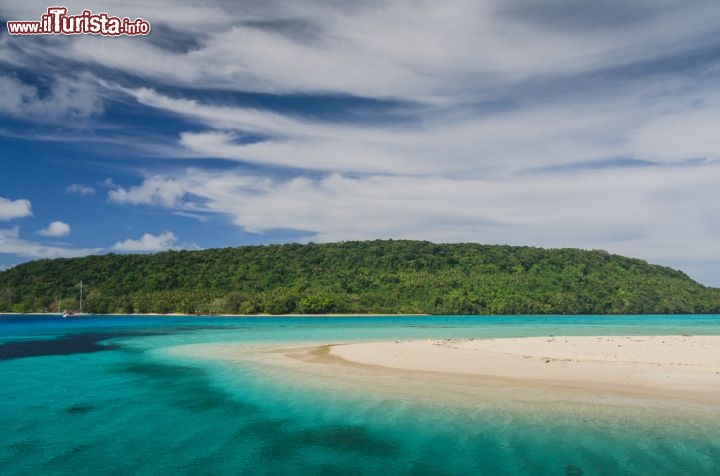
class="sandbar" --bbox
[323,335,720,404]
[166,335,720,406]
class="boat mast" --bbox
[79,280,83,314]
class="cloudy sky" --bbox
[1,0,720,285]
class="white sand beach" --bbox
[167,335,720,405]
[325,335,720,403]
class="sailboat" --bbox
[63,280,83,318]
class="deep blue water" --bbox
[1,314,719,475]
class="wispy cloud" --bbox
[5,1,720,100]
[0,74,103,123]
[130,73,720,177]
[0,226,100,259]
[66,184,96,196]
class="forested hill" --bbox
[1,240,719,315]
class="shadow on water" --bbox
[65,403,97,415]
[296,426,399,456]
[120,361,247,413]
[118,358,404,472]
[7,440,41,457]
[253,423,400,461]
[45,443,97,468]
[0,331,165,361]
[565,464,584,475]
[0,323,238,362]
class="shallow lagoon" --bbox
[1,314,719,475]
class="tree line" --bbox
[1,240,719,315]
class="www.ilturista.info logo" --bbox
[7,7,150,36]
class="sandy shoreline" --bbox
[165,335,720,405]
[325,336,720,403]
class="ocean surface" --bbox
[1,314,719,475]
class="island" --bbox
[1,240,719,315]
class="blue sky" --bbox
[2,0,720,285]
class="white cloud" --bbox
[0,75,103,123]
[108,177,186,207]
[0,196,32,220]
[108,163,720,285]
[37,221,71,237]
[627,109,720,163]
[5,2,720,177]
[111,231,179,252]
[125,73,720,178]
[3,0,714,102]
[0,226,101,259]
[66,184,96,196]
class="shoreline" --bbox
[0,312,432,318]
[167,335,720,406]
[3,312,718,318]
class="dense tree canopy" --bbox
[1,240,718,315]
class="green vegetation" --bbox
[1,240,718,315]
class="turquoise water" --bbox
[1,314,719,475]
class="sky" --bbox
[1,1,720,286]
